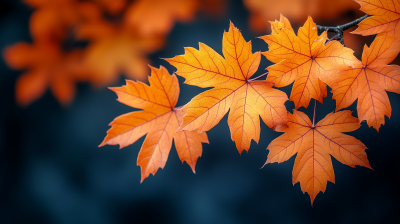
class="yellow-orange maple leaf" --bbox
[265,110,371,204]
[352,0,400,36]
[328,34,400,131]
[100,66,209,182]
[3,41,86,106]
[260,16,359,109]
[166,22,289,153]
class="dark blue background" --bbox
[1,0,399,223]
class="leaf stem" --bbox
[324,34,340,45]
[316,14,370,46]
[248,72,269,82]
[312,99,317,128]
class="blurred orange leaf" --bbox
[25,0,79,41]
[125,0,199,36]
[265,110,371,204]
[100,66,209,182]
[76,2,164,86]
[166,22,289,153]
[4,41,87,106]
[244,0,361,33]
[92,0,127,14]
[79,28,163,86]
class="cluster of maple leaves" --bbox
[100,0,400,204]
[4,0,399,204]
[3,0,223,106]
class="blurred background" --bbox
[0,0,399,223]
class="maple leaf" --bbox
[260,16,359,109]
[124,0,199,36]
[352,0,400,36]
[328,34,400,131]
[265,110,371,204]
[166,22,289,153]
[3,41,87,106]
[99,66,209,182]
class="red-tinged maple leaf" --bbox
[100,66,209,182]
[327,34,400,131]
[260,16,359,109]
[3,41,87,106]
[76,2,164,86]
[124,0,199,36]
[265,110,371,204]
[352,0,400,36]
[166,22,289,153]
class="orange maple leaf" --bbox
[352,0,400,36]
[260,16,359,109]
[100,66,209,182]
[166,22,289,153]
[328,34,400,131]
[3,41,86,106]
[265,110,371,204]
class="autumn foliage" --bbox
[260,16,358,109]
[166,22,288,153]
[99,66,208,182]
[265,110,371,204]
[3,0,204,106]
[4,0,400,205]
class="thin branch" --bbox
[312,100,317,128]
[248,72,269,82]
[316,14,371,46]
[317,14,370,33]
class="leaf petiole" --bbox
[247,71,269,82]
[312,99,317,128]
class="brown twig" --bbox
[317,14,370,46]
